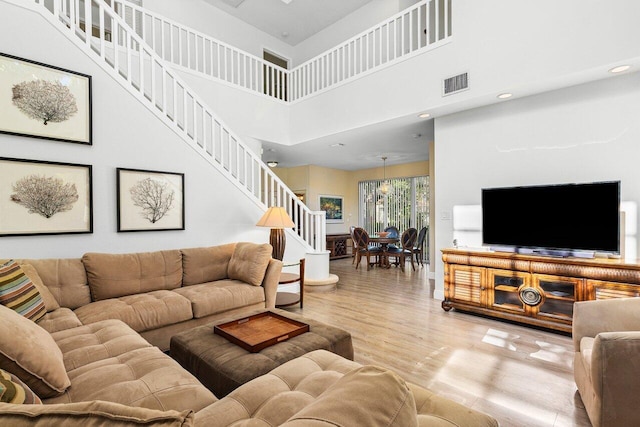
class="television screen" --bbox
[482,181,620,254]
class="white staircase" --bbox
[9,0,326,256]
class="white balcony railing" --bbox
[110,0,452,103]
[20,0,326,252]
[110,0,290,102]
[290,0,452,101]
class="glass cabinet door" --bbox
[533,274,581,322]
[488,269,529,314]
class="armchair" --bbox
[573,297,640,427]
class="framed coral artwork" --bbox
[0,157,93,236]
[0,52,92,145]
[117,168,185,232]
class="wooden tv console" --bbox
[442,248,640,333]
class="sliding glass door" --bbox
[358,176,429,235]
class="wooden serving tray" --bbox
[213,311,310,353]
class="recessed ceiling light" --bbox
[609,65,631,74]
[497,93,513,99]
[267,161,278,167]
[418,113,430,119]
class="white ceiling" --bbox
[203,0,373,46]
[262,115,434,171]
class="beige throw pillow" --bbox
[281,365,418,427]
[227,242,272,286]
[20,264,60,312]
[0,303,70,398]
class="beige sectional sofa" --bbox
[0,243,499,426]
[18,242,282,351]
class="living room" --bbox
[0,0,639,426]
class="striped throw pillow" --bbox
[0,260,46,322]
[0,368,42,404]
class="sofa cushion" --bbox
[0,303,70,398]
[0,400,194,426]
[281,365,418,427]
[36,307,83,333]
[0,367,42,404]
[19,263,60,312]
[0,260,46,322]
[172,280,265,318]
[17,258,90,310]
[83,250,182,301]
[227,242,272,286]
[580,336,595,385]
[73,291,193,333]
[409,382,499,427]
[52,319,152,372]
[181,244,235,286]
[44,346,217,413]
[193,350,361,426]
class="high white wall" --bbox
[177,70,290,145]
[433,71,640,299]
[290,0,640,145]
[0,2,274,259]
[136,0,640,151]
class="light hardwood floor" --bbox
[281,257,592,427]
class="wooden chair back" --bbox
[353,227,370,249]
[401,228,418,251]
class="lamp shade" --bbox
[256,207,295,229]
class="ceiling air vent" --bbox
[442,72,469,96]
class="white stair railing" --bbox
[110,0,289,102]
[19,0,325,252]
[110,0,451,103]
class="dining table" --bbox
[369,235,400,268]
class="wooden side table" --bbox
[275,258,305,309]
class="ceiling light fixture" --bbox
[267,161,278,168]
[330,143,345,147]
[609,65,631,74]
[418,113,430,119]
[378,157,392,196]
[497,93,513,99]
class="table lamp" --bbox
[256,206,295,260]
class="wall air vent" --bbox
[443,72,469,96]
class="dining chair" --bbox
[384,225,400,251]
[349,225,357,264]
[387,228,418,272]
[413,226,428,266]
[353,227,381,270]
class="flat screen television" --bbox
[481,181,620,256]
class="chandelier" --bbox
[377,156,392,196]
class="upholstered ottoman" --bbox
[170,309,354,397]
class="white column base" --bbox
[304,250,339,292]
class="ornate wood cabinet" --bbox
[442,249,640,333]
[326,233,352,260]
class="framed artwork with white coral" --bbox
[0,157,93,236]
[0,52,92,144]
